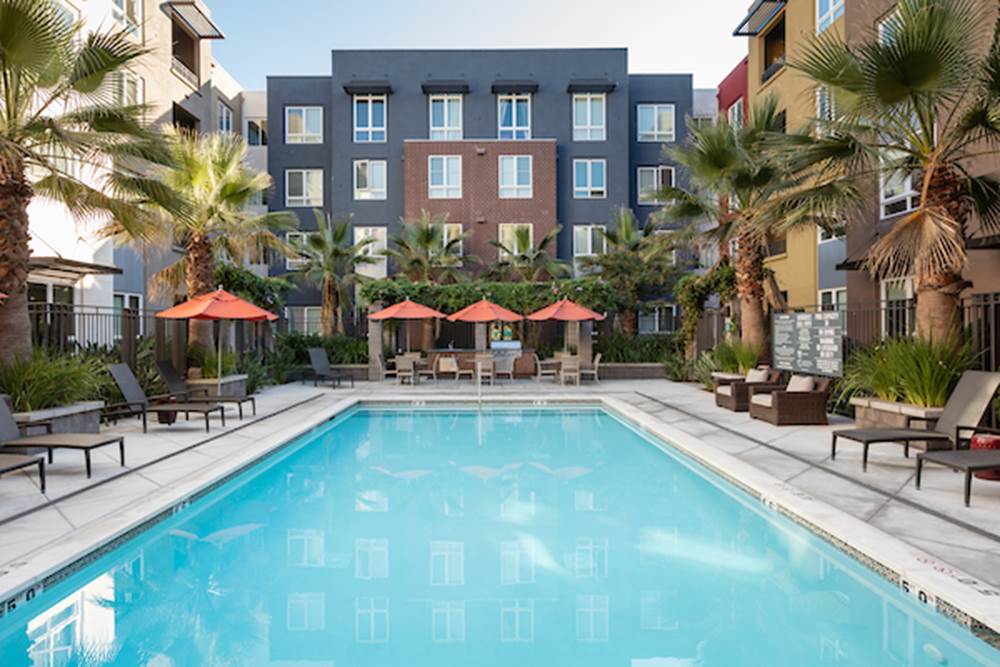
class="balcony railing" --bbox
[766,238,787,257]
[761,56,785,84]
[171,56,199,88]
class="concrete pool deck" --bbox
[0,378,998,635]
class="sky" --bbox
[208,0,751,91]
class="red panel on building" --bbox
[717,57,749,122]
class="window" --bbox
[355,538,389,579]
[762,16,787,83]
[573,225,606,259]
[818,222,845,242]
[114,72,142,107]
[429,156,462,198]
[285,231,316,269]
[354,95,386,142]
[247,118,268,146]
[880,151,919,218]
[575,595,609,643]
[285,106,323,144]
[498,94,531,139]
[500,599,534,643]
[113,292,142,337]
[573,93,606,141]
[500,540,535,584]
[727,98,743,128]
[638,305,679,335]
[819,288,847,311]
[816,0,845,33]
[574,489,607,512]
[430,541,464,586]
[499,155,532,198]
[498,223,533,259]
[287,529,324,567]
[217,102,233,133]
[574,159,606,199]
[881,277,914,338]
[112,0,139,33]
[355,489,388,512]
[285,306,321,334]
[815,86,838,133]
[354,227,388,279]
[287,593,325,631]
[574,538,608,580]
[637,166,675,205]
[878,9,901,44]
[442,223,464,257]
[432,601,466,643]
[354,160,387,200]
[53,0,76,29]
[355,597,390,643]
[430,95,463,140]
[637,104,675,142]
[285,169,323,207]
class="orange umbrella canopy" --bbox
[156,289,278,322]
[447,299,524,323]
[526,299,605,322]
[369,299,447,321]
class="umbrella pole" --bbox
[217,320,223,397]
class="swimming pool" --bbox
[1,405,998,665]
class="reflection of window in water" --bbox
[430,541,465,586]
[574,490,607,512]
[501,541,536,584]
[574,538,608,580]
[287,593,325,631]
[500,599,534,643]
[287,529,324,567]
[575,594,609,642]
[638,527,679,567]
[500,483,535,518]
[355,489,388,512]
[355,538,389,579]
[286,471,325,500]
[119,553,145,603]
[444,490,464,517]
[356,597,390,643]
[639,591,679,630]
[431,601,466,643]
[882,600,911,662]
[28,600,79,666]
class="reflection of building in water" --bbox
[27,573,115,666]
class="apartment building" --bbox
[266,48,693,332]
[733,0,847,310]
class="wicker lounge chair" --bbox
[307,348,354,388]
[106,364,225,433]
[580,353,603,383]
[0,453,45,493]
[156,361,256,419]
[748,375,832,426]
[832,370,1000,472]
[1,401,122,479]
[715,367,782,412]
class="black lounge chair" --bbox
[1,401,121,479]
[307,348,354,388]
[106,364,225,433]
[0,453,45,493]
[831,371,1000,471]
[156,361,256,419]
[916,439,1000,506]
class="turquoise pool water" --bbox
[1,406,998,666]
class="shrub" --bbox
[663,354,691,382]
[710,339,761,374]
[75,338,165,402]
[275,332,369,365]
[691,351,721,390]
[200,350,239,379]
[0,350,112,412]
[596,333,680,363]
[237,355,268,394]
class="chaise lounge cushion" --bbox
[751,393,773,408]
[787,375,816,392]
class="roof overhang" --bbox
[166,2,224,39]
[733,0,786,36]
[491,80,539,94]
[28,257,122,282]
[566,79,616,94]
[343,80,393,95]
[421,80,470,95]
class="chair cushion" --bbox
[746,369,769,383]
[716,385,733,397]
[751,393,773,408]
[786,375,816,392]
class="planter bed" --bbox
[14,401,105,434]
[849,396,947,451]
[187,374,248,398]
[598,363,665,380]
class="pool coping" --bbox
[0,393,998,649]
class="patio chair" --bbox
[715,367,782,412]
[435,355,472,381]
[534,353,559,383]
[0,453,45,493]
[0,400,122,479]
[418,357,437,383]
[560,357,581,386]
[375,354,397,382]
[831,370,1000,472]
[307,348,354,389]
[494,355,516,383]
[915,426,1000,506]
[106,364,225,434]
[474,354,494,386]
[748,375,832,426]
[395,356,417,385]
[156,361,256,419]
[580,353,603,383]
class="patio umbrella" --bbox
[157,289,277,395]
[368,299,446,321]
[526,299,605,322]
[447,299,523,322]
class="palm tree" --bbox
[107,129,293,351]
[487,225,569,281]
[0,0,175,364]
[385,210,473,283]
[790,0,1000,339]
[289,210,375,335]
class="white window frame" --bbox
[879,156,919,219]
[354,94,387,143]
[572,93,606,141]
[287,528,324,567]
[355,538,389,580]
[354,226,388,278]
[246,117,267,146]
[638,305,678,335]
[112,0,140,34]
[115,71,143,108]
[442,222,464,257]
[355,597,390,643]
[497,94,531,140]
[497,223,533,260]
[816,0,845,34]
[818,287,847,311]
[353,159,387,200]
[573,159,607,199]
[284,306,321,334]
[878,9,901,44]
[284,169,323,208]
[430,541,464,586]
[217,101,233,133]
[637,166,675,206]
[429,94,463,140]
[817,223,844,243]
[880,276,914,337]
[284,106,323,144]
[428,155,462,199]
[500,540,536,585]
[574,538,608,580]
[727,98,743,128]
[637,103,676,142]
[500,599,534,643]
[432,601,466,643]
[287,593,325,631]
[285,231,316,269]
[573,224,606,260]
[575,594,610,643]
[498,155,533,199]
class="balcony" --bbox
[171,55,198,88]
[766,237,787,257]
[761,56,785,84]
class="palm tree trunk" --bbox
[734,229,766,351]
[186,233,216,353]
[915,272,963,340]
[321,276,336,337]
[622,310,638,337]
[0,159,34,364]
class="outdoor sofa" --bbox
[748,375,832,426]
[156,361,256,419]
[715,367,782,412]
[106,364,225,433]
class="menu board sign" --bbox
[771,312,844,377]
